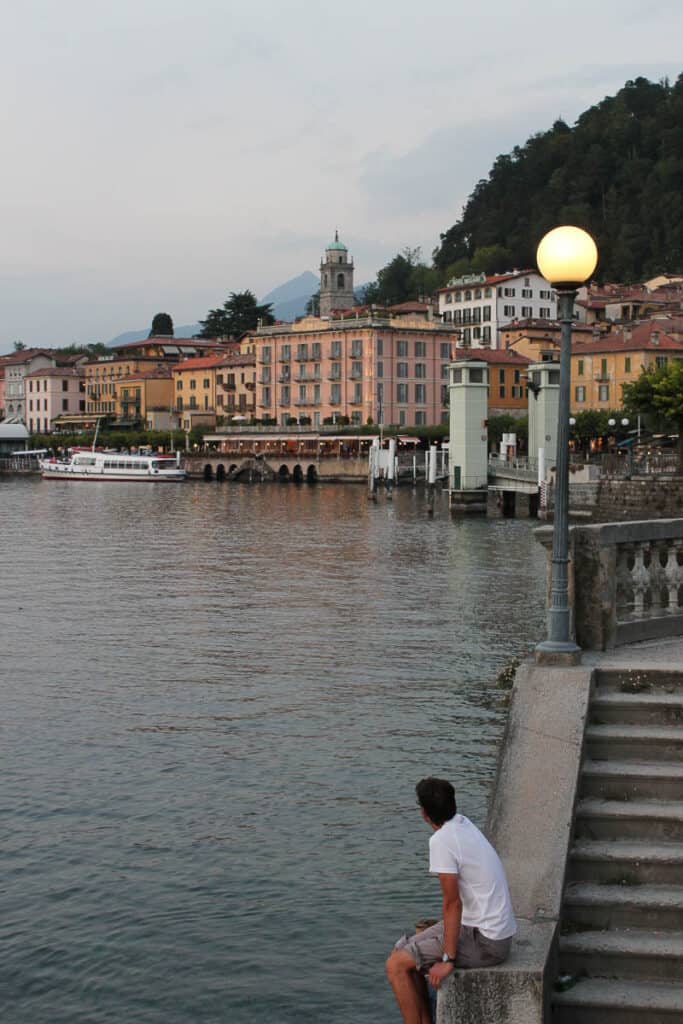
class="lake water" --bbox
[1,478,546,1023]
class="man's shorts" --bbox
[393,920,513,972]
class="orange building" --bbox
[172,353,256,431]
[455,347,530,416]
[570,322,683,411]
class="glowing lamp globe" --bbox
[536,226,598,288]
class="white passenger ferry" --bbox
[41,449,187,482]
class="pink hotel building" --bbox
[247,311,463,428]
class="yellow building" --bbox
[172,354,256,430]
[570,323,683,411]
[117,367,174,425]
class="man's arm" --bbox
[428,873,462,989]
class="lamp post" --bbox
[535,226,598,664]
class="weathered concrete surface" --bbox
[438,661,593,1024]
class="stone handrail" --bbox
[537,518,683,650]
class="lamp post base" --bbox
[535,640,582,666]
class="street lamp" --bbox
[535,225,598,664]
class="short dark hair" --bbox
[416,777,457,825]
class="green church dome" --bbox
[326,230,347,251]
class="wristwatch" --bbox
[441,953,456,963]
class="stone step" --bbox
[594,669,683,696]
[558,929,683,982]
[552,978,683,1024]
[590,691,683,727]
[575,798,683,842]
[584,724,683,763]
[567,839,683,886]
[562,881,683,931]
[580,760,683,801]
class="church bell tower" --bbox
[319,231,354,317]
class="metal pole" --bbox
[536,288,581,663]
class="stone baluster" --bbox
[664,541,683,614]
[630,541,652,616]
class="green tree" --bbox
[623,361,683,470]
[361,247,439,306]
[305,291,320,315]
[13,340,25,351]
[199,290,274,338]
[149,312,174,337]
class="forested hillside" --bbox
[433,74,683,282]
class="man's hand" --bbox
[427,960,455,988]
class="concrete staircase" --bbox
[552,668,683,1023]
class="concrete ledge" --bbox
[437,661,594,1023]
[437,920,555,1024]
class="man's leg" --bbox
[385,948,433,1024]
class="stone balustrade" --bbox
[537,518,683,650]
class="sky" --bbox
[1,0,682,351]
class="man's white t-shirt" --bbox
[428,814,516,940]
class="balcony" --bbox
[220,382,236,391]
[327,373,341,382]
[277,374,291,384]
[244,382,255,391]
[348,372,363,380]
[278,353,291,363]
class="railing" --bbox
[569,452,679,479]
[537,519,683,649]
[488,454,538,480]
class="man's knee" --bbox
[386,948,418,982]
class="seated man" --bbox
[386,777,516,1024]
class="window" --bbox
[511,385,524,398]
[351,360,362,379]
[337,273,345,288]
[189,395,198,410]
[314,383,320,403]
[454,310,462,324]
[415,341,426,356]
[441,384,448,405]
[415,363,426,378]
[484,287,492,298]
[62,398,68,410]
[521,288,533,299]
[601,358,608,378]
[503,287,516,297]
[377,382,384,404]
[443,310,453,322]
[296,344,308,361]
[202,378,209,388]
[351,339,362,358]
[521,306,533,318]
[353,383,362,403]
[499,385,505,398]
[455,291,462,302]
[462,328,471,344]
[262,346,271,363]
[415,410,426,425]
[473,327,481,340]
[441,364,449,379]
[330,362,341,380]
[656,356,668,369]
[415,383,426,403]
[445,294,452,304]
[351,410,361,425]
[281,386,290,405]
[539,307,551,318]
[503,305,515,317]
[376,362,383,378]
[463,309,472,324]
[397,362,408,378]
[190,379,197,390]
[330,383,341,404]
[578,360,584,376]
[399,410,406,426]
[299,384,307,403]
[625,357,631,373]
[331,340,341,359]
[281,344,291,360]
[397,340,408,357]
[575,386,586,402]
[204,395,210,411]
[440,343,450,359]
[312,342,321,360]
[499,369,505,383]
[598,384,609,401]
[539,289,551,300]
[62,380,68,392]
[482,326,491,344]
[377,338,383,356]
[261,386,271,405]
[261,366,271,384]
[397,382,408,403]
[29,380,33,392]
